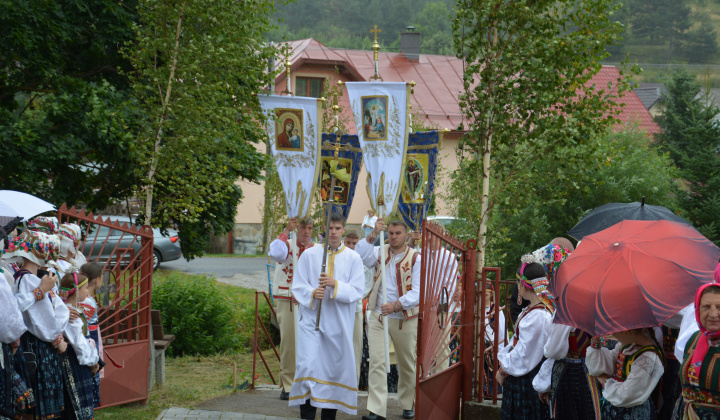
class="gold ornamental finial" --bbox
[282,55,292,95]
[370,25,382,81]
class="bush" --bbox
[153,273,241,357]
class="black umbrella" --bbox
[567,197,692,241]
[0,216,22,244]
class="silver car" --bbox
[81,216,182,270]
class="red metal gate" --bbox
[415,220,476,420]
[58,205,154,407]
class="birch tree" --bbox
[451,0,637,267]
[125,0,283,258]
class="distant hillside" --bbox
[269,0,720,83]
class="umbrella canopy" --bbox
[554,220,719,336]
[567,198,690,241]
[0,190,56,221]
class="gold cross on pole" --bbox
[370,25,382,42]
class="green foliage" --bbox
[656,70,720,244]
[450,0,636,264]
[153,273,241,356]
[0,0,139,210]
[125,0,282,259]
[269,0,456,54]
[447,127,680,276]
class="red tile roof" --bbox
[280,39,660,135]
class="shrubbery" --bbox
[153,273,241,357]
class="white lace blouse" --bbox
[497,307,552,377]
[586,342,664,408]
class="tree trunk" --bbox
[144,1,187,226]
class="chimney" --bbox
[401,26,420,61]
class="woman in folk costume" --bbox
[58,272,100,420]
[586,327,664,419]
[78,262,104,407]
[0,260,34,418]
[672,283,720,419]
[497,262,554,420]
[4,230,70,420]
[529,243,602,420]
[50,223,85,279]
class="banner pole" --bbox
[378,200,391,373]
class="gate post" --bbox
[461,243,477,417]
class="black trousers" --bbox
[300,400,337,420]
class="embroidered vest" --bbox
[511,303,548,347]
[367,245,419,320]
[273,239,316,298]
[681,331,720,395]
[612,344,662,382]
[567,328,593,359]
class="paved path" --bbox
[156,407,298,420]
[159,257,273,292]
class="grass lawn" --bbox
[96,271,280,419]
[96,351,281,420]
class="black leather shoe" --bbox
[361,413,386,420]
[402,409,415,419]
[280,389,289,400]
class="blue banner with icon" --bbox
[318,133,363,220]
[398,131,440,232]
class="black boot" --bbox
[300,400,317,419]
[320,408,338,420]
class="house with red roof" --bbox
[232,37,660,251]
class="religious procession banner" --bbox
[398,131,440,232]
[258,95,322,219]
[318,133,363,220]
[345,82,411,216]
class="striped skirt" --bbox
[501,362,551,420]
[60,346,95,420]
[549,358,601,420]
[20,332,64,419]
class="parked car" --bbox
[81,216,182,271]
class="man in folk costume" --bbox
[289,213,365,419]
[268,216,317,400]
[356,219,421,420]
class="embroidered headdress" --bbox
[2,230,60,267]
[59,272,88,303]
[517,260,556,314]
[28,216,60,235]
[524,243,570,280]
[58,223,80,258]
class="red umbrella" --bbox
[553,220,719,336]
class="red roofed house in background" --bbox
[231,37,660,252]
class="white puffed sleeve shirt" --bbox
[15,272,69,342]
[64,305,99,367]
[0,271,26,343]
[497,307,552,377]
[585,342,664,408]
